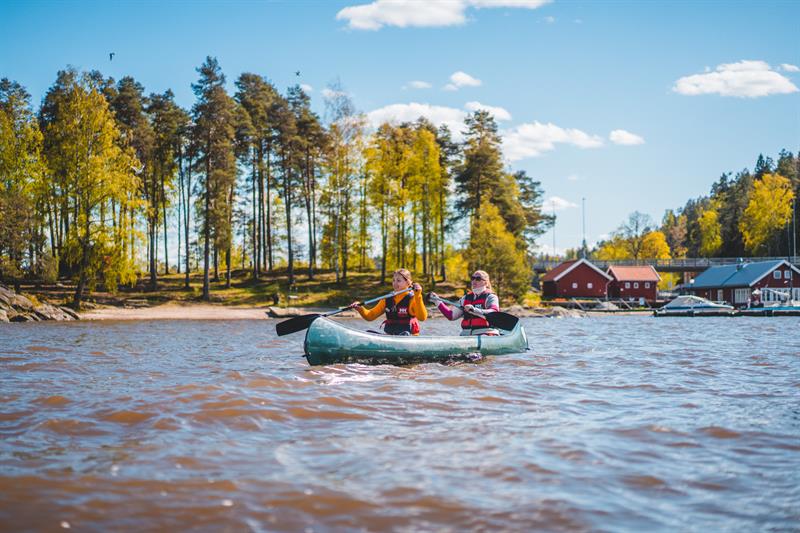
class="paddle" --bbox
[274,288,414,336]
[431,295,519,331]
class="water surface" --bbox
[1,316,798,531]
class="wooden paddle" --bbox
[274,288,414,336]
[431,295,520,331]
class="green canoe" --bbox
[304,317,528,366]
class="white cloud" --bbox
[366,102,467,135]
[543,15,555,23]
[542,196,578,211]
[300,84,313,93]
[609,129,645,145]
[780,63,800,73]
[673,60,799,98]
[443,83,459,91]
[407,80,432,89]
[464,101,512,121]
[502,121,604,160]
[336,0,551,30]
[449,71,482,89]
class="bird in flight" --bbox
[109,52,115,61]
[295,71,300,76]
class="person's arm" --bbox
[410,286,428,321]
[356,299,386,321]
[483,293,500,313]
[437,302,463,320]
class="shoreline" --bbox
[79,303,651,320]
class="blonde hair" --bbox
[472,270,492,291]
[393,268,412,284]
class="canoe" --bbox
[304,317,528,366]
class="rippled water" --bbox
[1,316,799,531]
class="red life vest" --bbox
[461,291,493,330]
[383,293,420,335]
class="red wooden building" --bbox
[541,258,612,299]
[688,259,800,307]
[607,265,661,302]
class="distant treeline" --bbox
[0,57,553,307]
[562,151,799,277]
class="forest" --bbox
[0,58,553,307]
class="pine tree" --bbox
[191,57,237,301]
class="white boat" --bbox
[653,295,735,317]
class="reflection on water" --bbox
[1,316,799,530]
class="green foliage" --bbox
[467,203,532,301]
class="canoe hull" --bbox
[304,317,528,366]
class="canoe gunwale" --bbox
[304,317,528,366]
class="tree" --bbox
[42,72,140,307]
[617,211,654,259]
[739,173,795,254]
[147,89,185,279]
[191,57,237,300]
[455,110,503,223]
[640,231,671,259]
[467,202,531,300]
[697,203,722,257]
[0,79,45,287]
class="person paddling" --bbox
[430,270,500,336]
[349,269,428,335]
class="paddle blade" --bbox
[485,311,519,331]
[275,313,321,336]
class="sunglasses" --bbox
[471,276,486,281]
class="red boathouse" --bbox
[541,258,612,299]
[607,265,661,302]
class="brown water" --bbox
[1,316,799,531]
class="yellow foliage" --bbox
[739,173,795,253]
[595,238,632,260]
[658,272,681,291]
[640,231,671,259]
[697,206,722,257]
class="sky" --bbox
[2,0,799,257]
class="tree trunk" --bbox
[202,142,211,301]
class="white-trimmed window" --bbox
[786,270,793,279]
[633,282,639,289]
[774,270,781,279]
[572,282,578,289]
[624,282,630,289]
[645,282,651,288]
[587,282,593,289]
[734,288,749,304]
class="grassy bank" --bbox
[15,268,467,309]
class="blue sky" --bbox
[2,0,799,256]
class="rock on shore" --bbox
[0,284,79,322]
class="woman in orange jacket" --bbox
[349,269,428,335]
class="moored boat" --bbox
[653,295,735,317]
[304,317,528,366]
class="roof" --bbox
[541,258,612,282]
[607,265,661,282]
[541,260,577,282]
[690,260,799,289]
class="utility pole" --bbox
[581,197,587,258]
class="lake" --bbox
[1,316,798,531]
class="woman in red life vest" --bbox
[429,270,500,336]
[349,269,428,335]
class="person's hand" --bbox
[347,301,362,310]
[464,304,484,315]
[412,282,422,292]
[428,292,442,305]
